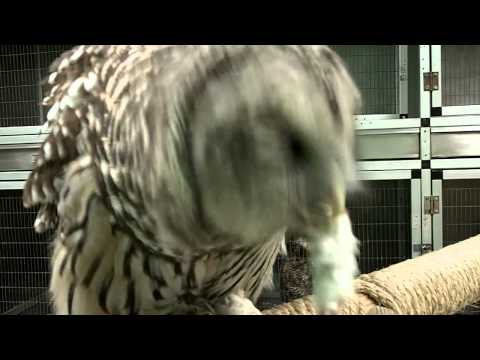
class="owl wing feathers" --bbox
[23,45,138,234]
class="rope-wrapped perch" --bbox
[263,234,480,315]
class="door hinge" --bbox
[424,196,440,215]
[424,72,439,91]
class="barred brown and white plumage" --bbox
[23,45,361,315]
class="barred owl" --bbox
[23,45,360,315]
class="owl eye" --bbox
[288,135,308,164]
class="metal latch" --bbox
[413,244,433,254]
[422,244,433,253]
[424,196,440,215]
[424,72,439,91]
[32,154,39,167]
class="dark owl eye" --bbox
[288,135,308,164]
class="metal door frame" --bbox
[0,172,28,190]
[0,126,47,136]
[339,45,409,121]
[419,45,431,119]
[431,45,480,117]
[431,115,480,127]
[431,158,480,169]
[357,160,421,171]
[356,118,421,130]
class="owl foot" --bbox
[310,211,358,314]
[214,290,263,315]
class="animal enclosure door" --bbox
[0,186,53,315]
[331,45,408,120]
[431,45,480,117]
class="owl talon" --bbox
[311,212,358,314]
[214,291,262,315]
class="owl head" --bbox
[188,46,360,244]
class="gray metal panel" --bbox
[0,144,39,171]
[356,132,419,160]
[431,132,480,158]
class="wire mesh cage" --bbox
[441,178,480,315]
[0,189,53,315]
[331,45,400,116]
[0,45,73,128]
[442,179,480,246]
[442,179,480,248]
[258,179,413,306]
[441,45,480,108]
[348,180,412,274]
